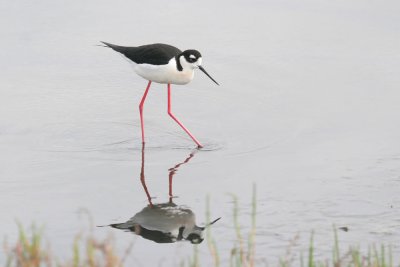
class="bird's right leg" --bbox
[167,83,203,148]
[139,81,152,144]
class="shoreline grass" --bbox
[3,189,398,267]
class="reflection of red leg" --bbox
[168,153,195,203]
[139,81,152,144]
[140,144,153,207]
[168,170,174,203]
[167,83,203,148]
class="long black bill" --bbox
[199,66,219,85]
[198,217,222,230]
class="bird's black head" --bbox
[176,49,219,85]
[182,50,202,63]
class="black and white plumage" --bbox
[101,42,219,85]
[101,42,219,148]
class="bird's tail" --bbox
[99,41,129,55]
[99,41,122,49]
[100,41,112,47]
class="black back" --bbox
[101,42,182,65]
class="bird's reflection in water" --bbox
[108,146,220,244]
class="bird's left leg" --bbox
[167,83,203,148]
[139,81,152,144]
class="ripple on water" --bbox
[31,121,224,153]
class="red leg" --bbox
[167,83,203,148]
[139,81,152,144]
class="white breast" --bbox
[132,58,194,85]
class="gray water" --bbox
[1,0,400,265]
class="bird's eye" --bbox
[188,56,197,62]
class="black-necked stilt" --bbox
[101,42,219,148]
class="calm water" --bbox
[1,0,400,265]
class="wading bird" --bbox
[101,42,219,148]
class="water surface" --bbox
[1,0,400,265]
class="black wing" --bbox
[101,42,182,65]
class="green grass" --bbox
[3,223,125,267]
[226,184,257,267]
[2,188,398,267]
